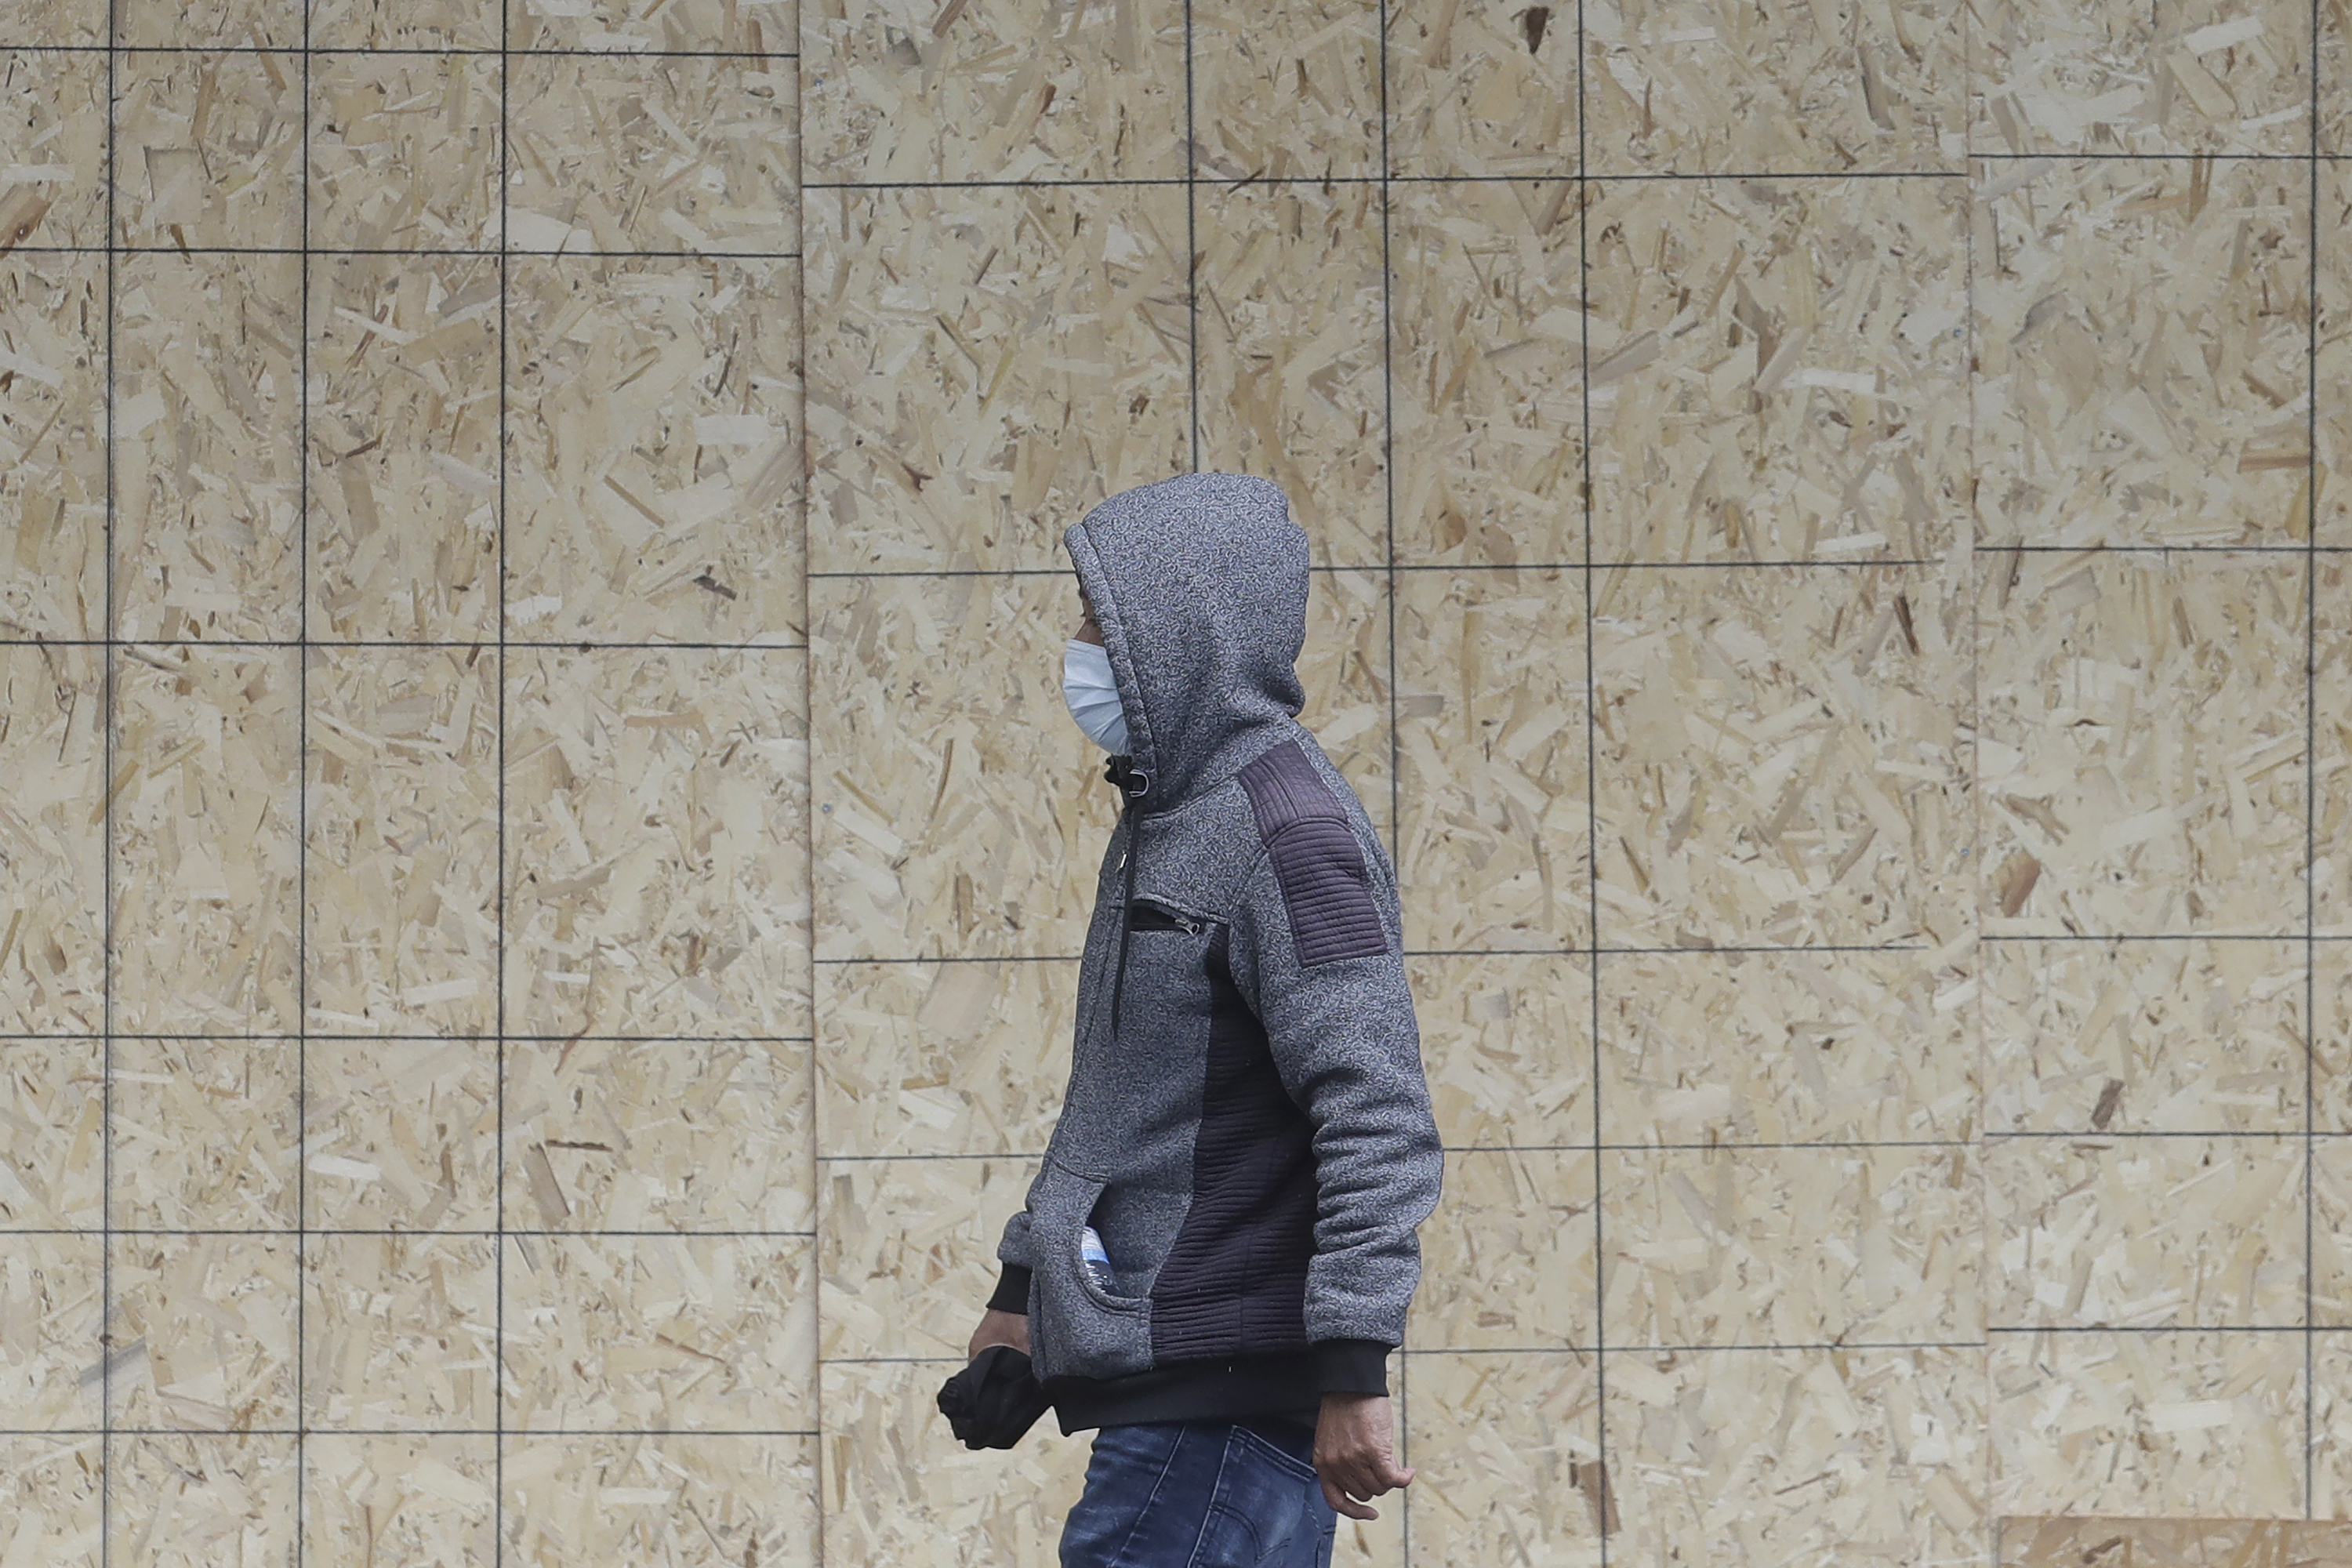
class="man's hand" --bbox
[967,1308,1030,1360]
[1313,1392,1413,1520]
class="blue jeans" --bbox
[1059,1418,1338,1568]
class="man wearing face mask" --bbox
[956,471,1443,1566]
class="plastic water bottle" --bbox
[1079,1226,1116,1292]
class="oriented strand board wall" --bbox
[801,2,2351,1567]
[0,1,815,1563]
[5,0,2351,1561]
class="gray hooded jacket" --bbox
[989,471,1443,1430]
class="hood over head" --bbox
[1063,472,1309,811]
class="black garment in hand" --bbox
[936,1345,1052,1450]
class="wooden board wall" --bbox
[0,1,816,1562]
[2,0,2349,1561]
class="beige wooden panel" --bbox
[0,1040,102,1229]
[2323,561,2350,931]
[1406,952,1593,1149]
[2328,947,2352,1128]
[310,53,500,252]
[4,0,103,43]
[2002,1518,2352,1568]
[1984,939,2305,1135]
[811,569,1387,960]
[501,1234,815,1431]
[818,1154,1038,1359]
[1387,178,1582,566]
[1191,0,1380,178]
[306,253,503,642]
[1385,1,1577,177]
[113,1433,296,1568]
[803,184,1191,572]
[1335,1497,1403,1567]
[108,1232,296,1433]
[0,51,105,245]
[1299,569,1394,840]
[1971,0,2310,156]
[503,1436,818,1568]
[2319,1142,2352,1321]
[111,1038,298,1230]
[114,52,302,250]
[1978,552,2308,937]
[1987,1135,2304,1330]
[1989,1330,2303,1515]
[506,257,805,644]
[1599,948,1976,1145]
[1406,1352,1598,1565]
[504,648,811,1040]
[1608,1346,1987,1563]
[307,648,500,1035]
[1587,176,1968,564]
[119,0,296,43]
[0,1232,103,1428]
[509,57,797,257]
[113,253,303,644]
[2317,1335,2352,1515]
[303,1433,497,1566]
[1412,1149,1598,1351]
[1396,567,1589,951]
[1603,1145,1983,1347]
[303,1037,499,1232]
[800,0,1181,183]
[1587,0,1962,174]
[504,1036,813,1232]
[514,0,794,56]
[0,648,105,1030]
[1196,182,1388,566]
[111,646,301,1035]
[816,960,1075,1159]
[1974,159,2311,548]
[0,260,107,641]
[2325,165,2352,539]
[303,1232,499,1430]
[311,0,501,47]
[1,1436,102,1566]
[817,1359,1094,1568]
[1591,561,1972,949]
[2332,12,2352,151]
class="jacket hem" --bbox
[1044,1352,1327,1434]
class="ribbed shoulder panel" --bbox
[1236,742,1387,967]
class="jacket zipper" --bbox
[1104,756,1149,1039]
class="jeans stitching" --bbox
[1183,1436,1252,1568]
[1097,1428,1187,1568]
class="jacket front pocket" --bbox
[1027,1159,1155,1384]
[1127,898,1209,934]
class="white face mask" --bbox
[1062,638,1131,755]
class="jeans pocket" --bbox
[1230,1424,1319,1486]
[1193,1426,1319,1566]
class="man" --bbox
[965,471,1444,1566]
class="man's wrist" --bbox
[1312,1338,1392,1396]
[985,1262,1033,1315]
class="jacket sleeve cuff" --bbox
[1312,1338,1392,1396]
[985,1263,1033,1315]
